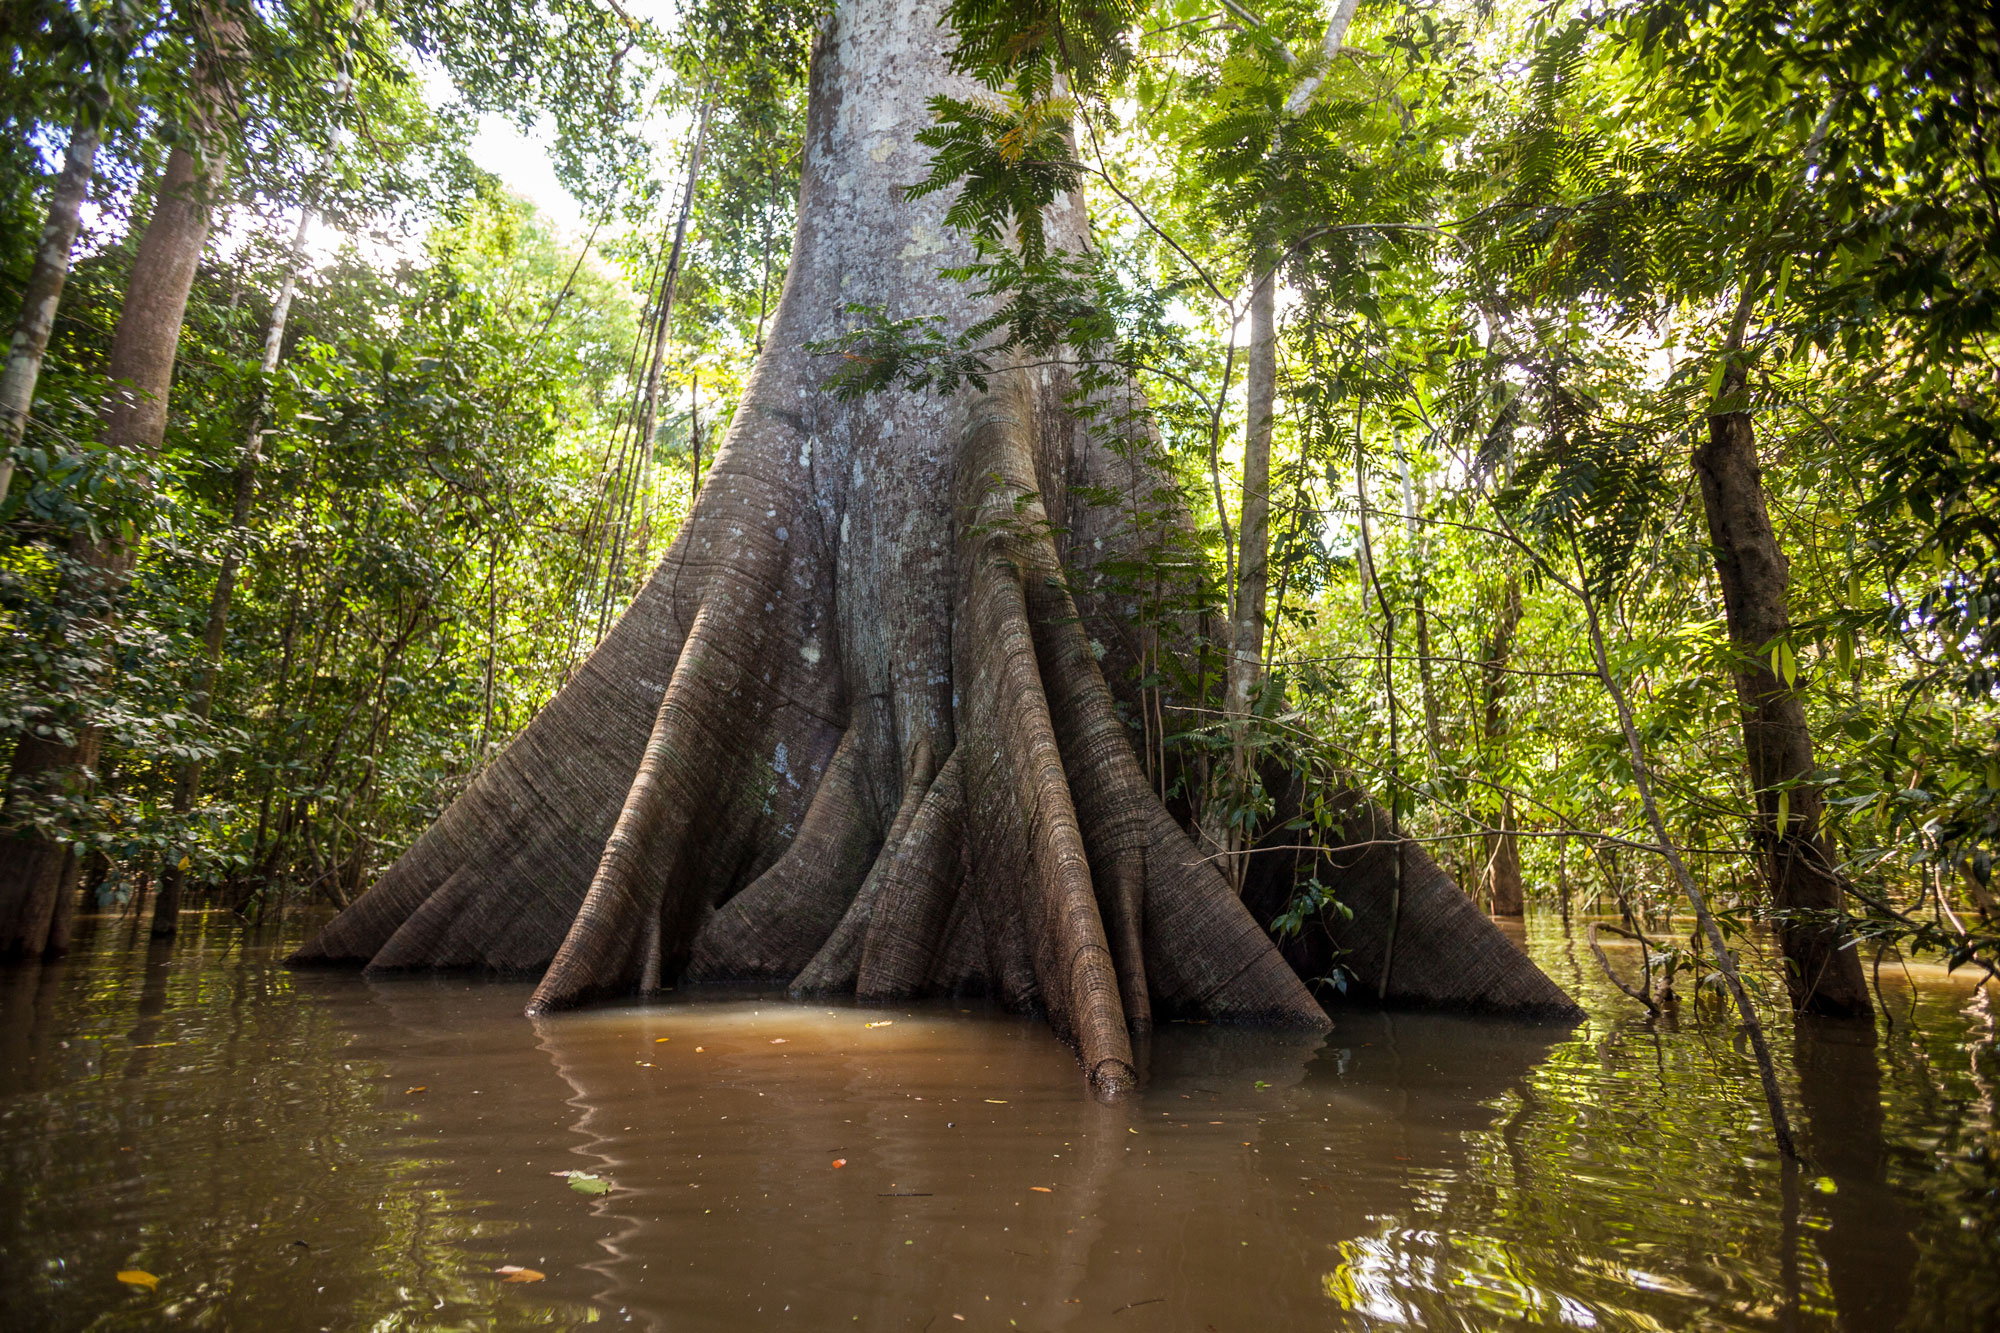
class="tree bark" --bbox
[0,115,100,503]
[1481,578,1524,916]
[0,12,241,957]
[290,0,1579,1086]
[1694,383,1870,1016]
[1225,266,1275,726]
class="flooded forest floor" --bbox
[1,910,1996,1331]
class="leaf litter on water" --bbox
[496,1265,546,1283]
[116,1270,158,1291]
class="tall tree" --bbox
[0,115,98,505]
[0,0,243,957]
[292,0,1578,1091]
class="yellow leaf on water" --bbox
[117,1270,158,1291]
[405,1086,427,1094]
[654,1037,670,1043]
[495,1265,545,1283]
[985,1099,1008,1104]
[865,1021,894,1028]
[1030,1186,1052,1193]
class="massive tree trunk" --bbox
[1695,386,1870,1017]
[293,0,1579,1088]
[0,10,240,958]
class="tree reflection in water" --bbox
[0,912,1993,1331]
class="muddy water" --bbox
[1,915,1995,1331]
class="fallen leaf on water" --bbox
[865,1020,894,1028]
[116,1270,158,1291]
[635,1061,653,1067]
[770,1038,788,1044]
[569,1175,612,1196]
[654,1037,670,1043]
[694,1046,705,1052]
[1254,1080,1270,1089]
[495,1266,546,1283]
[984,1099,1008,1104]
[831,1158,847,1168]
[406,1086,427,1094]
[130,1042,177,1050]
[1029,1186,1052,1193]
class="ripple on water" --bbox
[0,912,1994,1331]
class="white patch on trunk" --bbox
[800,641,822,666]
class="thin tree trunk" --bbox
[0,135,232,954]
[481,530,500,751]
[0,4,244,955]
[1482,578,1524,916]
[153,203,314,936]
[1226,265,1276,729]
[1399,452,1445,766]
[1694,369,1870,1016]
[1213,0,1360,878]
[1574,539,1800,1160]
[0,115,100,503]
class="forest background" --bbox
[1,0,1994,1015]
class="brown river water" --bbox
[0,912,1995,1331]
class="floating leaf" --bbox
[770,1038,788,1044]
[116,1270,158,1291]
[406,1086,427,1094]
[984,1099,1008,1104]
[654,1037,670,1043]
[865,1020,894,1028]
[1030,1186,1052,1193]
[495,1265,546,1283]
[565,1173,612,1196]
[831,1158,847,1168]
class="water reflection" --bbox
[0,914,1994,1331]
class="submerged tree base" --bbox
[289,0,1578,1089]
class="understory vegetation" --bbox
[2,0,1994,1003]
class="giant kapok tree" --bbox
[293,0,1579,1093]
